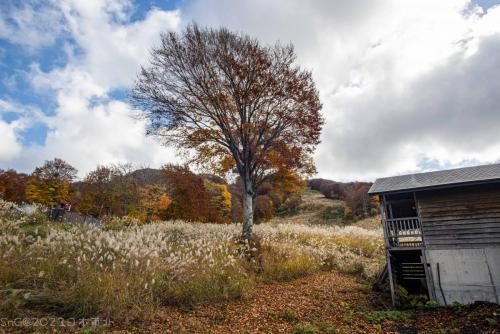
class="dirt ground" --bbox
[107,271,498,334]
[8,271,497,333]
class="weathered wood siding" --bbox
[417,183,500,248]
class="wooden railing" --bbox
[383,217,423,248]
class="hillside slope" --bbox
[269,189,380,231]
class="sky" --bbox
[1,0,500,181]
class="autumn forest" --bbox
[0,158,376,225]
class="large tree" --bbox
[26,158,77,205]
[0,169,29,203]
[71,165,116,216]
[131,25,323,240]
[72,164,140,217]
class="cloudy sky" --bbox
[1,0,500,181]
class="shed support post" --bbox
[386,250,396,306]
[420,250,436,301]
[382,194,396,306]
[380,195,389,246]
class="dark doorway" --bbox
[386,193,417,219]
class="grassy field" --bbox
[0,192,498,333]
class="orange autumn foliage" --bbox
[0,169,28,203]
[162,164,229,223]
[134,184,171,222]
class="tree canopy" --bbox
[132,24,323,239]
[26,158,78,205]
[0,169,28,203]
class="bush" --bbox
[254,195,275,223]
[396,285,437,308]
[292,321,336,334]
[260,250,318,282]
[319,182,344,200]
[102,216,139,230]
[269,308,296,322]
[364,310,406,324]
[343,184,375,218]
[232,172,305,223]
[319,205,350,223]
[163,164,220,223]
[0,169,29,204]
[343,261,366,279]
[293,323,319,334]
[306,179,321,191]
[152,266,250,306]
[276,194,302,217]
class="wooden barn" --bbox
[369,163,500,306]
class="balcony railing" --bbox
[383,217,423,248]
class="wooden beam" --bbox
[413,192,426,247]
[420,250,436,301]
[386,250,396,307]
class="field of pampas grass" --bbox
[1,198,498,334]
[0,199,384,321]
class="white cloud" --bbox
[2,0,500,180]
[315,5,500,180]
[0,1,65,51]
[1,0,181,176]
[185,0,500,180]
[0,100,29,163]
[16,95,176,176]
[58,0,181,89]
[0,120,22,163]
[11,62,179,176]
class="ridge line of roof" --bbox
[368,162,500,195]
[374,162,500,180]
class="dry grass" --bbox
[0,198,384,322]
[1,199,497,333]
[352,216,382,231]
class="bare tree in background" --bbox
[131,24,323,240]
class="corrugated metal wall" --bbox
[417,184,500,248]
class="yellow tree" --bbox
[132,25,323,240]
[135,184,171,222]
[204,179,232,223]
[26,158,77,205]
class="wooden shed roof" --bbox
[369,163,500,195]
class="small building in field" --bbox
[369,163,500,306]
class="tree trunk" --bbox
[241,178,254,241]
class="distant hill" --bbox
[307,178,376,218]
[129,168,228,187]
[130,168,164,187]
